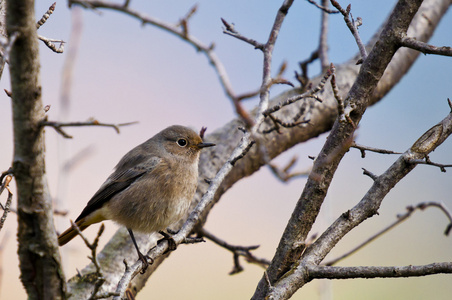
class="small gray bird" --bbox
[58,125,215,270]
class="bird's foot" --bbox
[158,230,177,252]
[137,251,153,274]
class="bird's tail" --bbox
[58,219,90,246]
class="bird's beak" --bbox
[196,142,216,149]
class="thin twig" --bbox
[295,50,318,88]
[268,156,310,182]
[330,0,368,60]
[324,201,452,266]
[400,36,452,56]
[262,64,331,133]
[230,139,255,166]
[36,3,65,53]
[352,141,402,158]
[177,4,198,38]
[361,168,378,181]
[41,120,138,138]
[38,35,65,53]
[0,175,13,232]
[200,229,270,274]
[264,66,331,116]
[70,221,110,299]
[306,0,339,14]
[409,156,452,172]
[36,2,56,29]
[221,18,265,50]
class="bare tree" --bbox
[1,0,451,299]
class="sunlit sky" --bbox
[0,0,451,299]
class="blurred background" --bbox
[0,0,451,299]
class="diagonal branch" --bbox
[254,1,428,298]
[0,175,13,232]
[221,18,265,50]
[324,201,452,266]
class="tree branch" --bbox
[268,102,452,299]
[221,18,265,50]
[254,0,430,298]
[352,141,402,158]
[306,0,339,14]
[400,36,452,56]
[200,228,270,275]
[41,120,138,138]
[330,0,368,61]
[307,262,452,279]
[324,201,452,266]
[0,175,13,232]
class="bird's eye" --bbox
[177,138,188,147]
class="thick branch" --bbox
[254,0,427,298]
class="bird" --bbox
[58,125,215,270]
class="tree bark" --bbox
[6,0,66,298]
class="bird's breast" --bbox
[103,159,198,233]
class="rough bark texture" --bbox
[6,0,66,298]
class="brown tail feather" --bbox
[58,219,90,246]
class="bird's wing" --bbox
[75,156,161,222]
